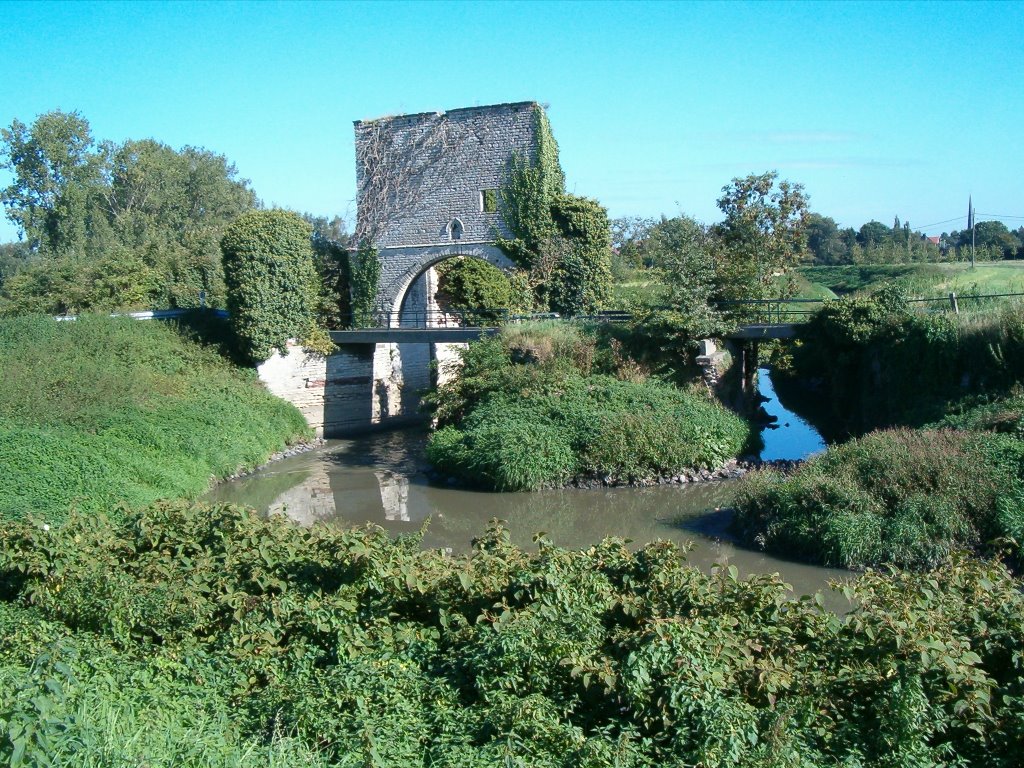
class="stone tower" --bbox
[353,101,542,314]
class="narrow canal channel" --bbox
[208,368,848,599]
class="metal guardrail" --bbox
[54,308,229,322]
[713,298,824,324]
[364,308,634,329]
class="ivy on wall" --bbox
[348,242,381,328]
[220,210,319,362]
[497,105,565,267]
[496,105,612,315]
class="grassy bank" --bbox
[787,295,1024,435]
[0,314,309,523]
[799,261,1024,298]
[740,291,1024,570]
[2,501,1023,767]
[732,428,1024,569]
[425,323,750,490]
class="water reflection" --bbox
[206,428,850,606]
[757,367,827,461]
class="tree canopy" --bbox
[0,110,257,314]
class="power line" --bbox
[978,213,1024,220]
[915,215,967,230]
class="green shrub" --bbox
[0,314,309,523]
[427,372,749,490]
[2,503,1024,766]
[732,428,1023,569]
[435,256,517,321]
[546,194,613,315]
[221,209,319,361]
[792,292,1024,433]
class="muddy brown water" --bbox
[206,371,851,607]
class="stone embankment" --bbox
[221,438,327,483]
[427,457,804,490]
[566,457,804,489]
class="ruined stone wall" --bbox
[354,101,538,249]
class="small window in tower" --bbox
[481,189,498,213]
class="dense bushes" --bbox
[435,256,519,321]
[0,314,309,523]
[425,324,749,490]
[732,428,1024,569]
[791,291,1024,433]
[221,210,319,362]
[2,501,1023,766]
[0,112,257,315]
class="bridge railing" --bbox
[713,298,824,324]
[364,308,635,329]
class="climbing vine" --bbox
[348,242,381,328]
[497,105,565,266]
[220,209,319,362]
[497,106,611,314]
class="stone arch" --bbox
[376,243,515,318]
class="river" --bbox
[207,368,848,601]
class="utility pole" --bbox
[969,196,976,269]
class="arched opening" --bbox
[446,217,464,241]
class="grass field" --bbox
[799,261,1024,299]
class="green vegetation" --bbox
[791,291,1024,433]
[348,241,381,328]
[435,257,521,321]
[496,106,612,316]
[799,261,1024,300]
[425,323,749,490]
[3,502,1024,766]
[0,314,309,523]
[221,210,320,362]
[711,172,809,310]
[0,110,256,313]
[739,289,1024,570]
[732,428,1024,569]
[804,213,1023,265]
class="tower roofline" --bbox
[354,100,540,127]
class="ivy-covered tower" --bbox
[353,101,551,314]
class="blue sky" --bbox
[2,0,1022,243]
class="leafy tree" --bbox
[0,111,257,314]
[0,110,107,254]
[857,220,892,247]
[646,216,718,313]
[953,221,1020,259]
[712,171,809,308]
[305,214,352,329]
[610,215,655,274]
[805,213,853,265]
[0,242,31,290]
[220,210,318,362]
